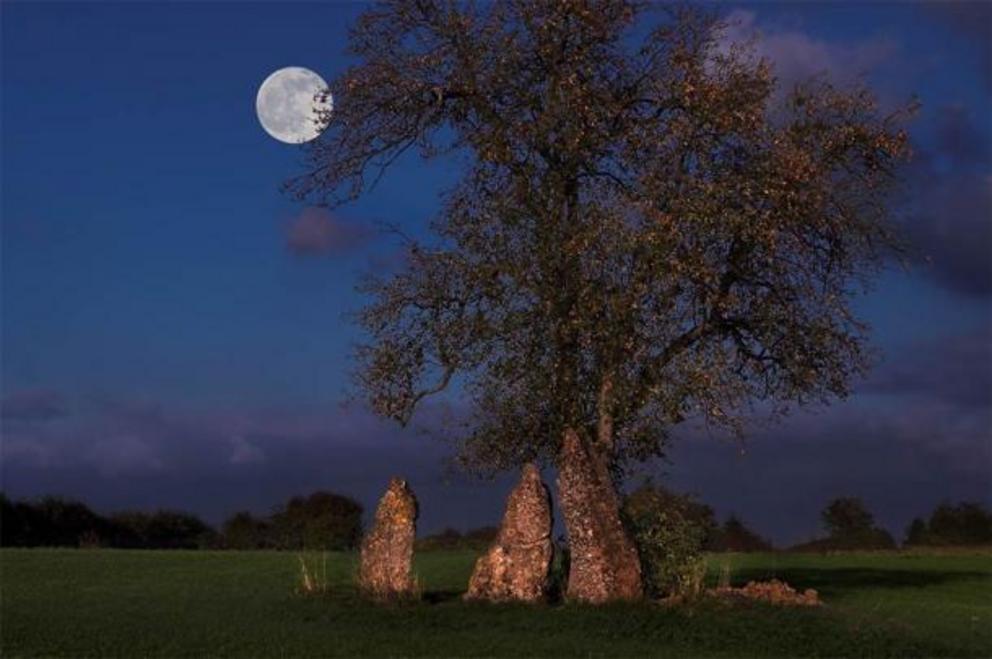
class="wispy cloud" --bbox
[903,105,992,297]
[719,9,899,92]
[1,389,68,422]
[285,207,373,257]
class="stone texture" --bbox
[358,477,418,598]
[556,428,642,602]
[710,579,821,607]
[465,463,553,602]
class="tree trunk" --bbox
[556,423,642,603]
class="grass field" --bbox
[2,548,990,657]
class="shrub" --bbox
[621,482,707,599]
[222,512,273,549]
[708,515,773,552]
[268,492,363,551]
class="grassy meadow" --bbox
[1,548,990,657]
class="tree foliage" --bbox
[0,491,363,551]
[710,514,772,552]
[821,497,875,538]
[802,496,895,550]
[221,491,363,551]
[108,510,215,549]
[290,0,911,473]
[0,494,215,549]
[269,491,364,551]
[222,511,273,550]
[905,502,992,547]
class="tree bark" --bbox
[556,423,642,603]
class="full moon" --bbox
[256,67,332,144]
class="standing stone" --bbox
[465,463,553,602]
[557,428,642,603]
[358,477,418,598]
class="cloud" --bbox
[1,389,68,421]
[718,13,990,297]
[925,1,992,91]
[719,10,898,92]
[3,357,988,546]
[864,328,992,409]
[934,104,992,169]
[906,171,992,297]
[668,406,990,545]
[901,106,992,297]
[228,435,265,465]
[90,435,165,477]
[285,207,372,257]
[0,393,513,533]
[663,370,991,545]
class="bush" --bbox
[709,515,773,552]
[268,492,363,551]
[621,482,707,599]
[222,512,273,550]
[789,497,896,551]
[221,491,363,551]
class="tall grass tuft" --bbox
[296,551,330,596]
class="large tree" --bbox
[289,0,910,600]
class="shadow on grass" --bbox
[422,590,463,605]
[730,567,989,599]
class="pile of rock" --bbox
[710,579,820,607]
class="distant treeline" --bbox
[904,502,992,548]
[0,491,363,551]
[791,497,992,551]
[3,489,989,551]
[415,526,500,551]
[616,483,992,552]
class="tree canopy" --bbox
[815,496,895,550]
[290,0,911,472]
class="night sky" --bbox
[2,2,990,546]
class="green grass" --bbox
[2,548,989,657]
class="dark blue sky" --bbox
[2,2,990,545]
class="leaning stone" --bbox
[465,463,553,602]
[358,477,418,599]
[557,428,642,603]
